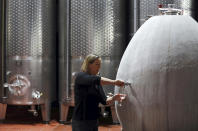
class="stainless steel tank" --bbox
[59,0,126,123]
[0,0,56,123]
[115,15,198,131]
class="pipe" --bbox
[1,0,6,101]
[65,0,71,101]
[133,0,137,34]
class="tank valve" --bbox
[4,81,25,96]
[7,75,30,96]
[32,90,43,99]
[124,82,131,86]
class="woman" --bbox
[72,54,125,131]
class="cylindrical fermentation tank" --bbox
[115,14,198,131]
[59,0,126,123]
[0,0,56,123]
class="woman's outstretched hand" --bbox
[114,80,125,87]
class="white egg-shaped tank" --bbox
[115,15,198,131]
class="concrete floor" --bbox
[0,121,121,131]
[0,105,121,131]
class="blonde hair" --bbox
[81,54,101,72]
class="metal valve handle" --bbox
[124,82,131,86]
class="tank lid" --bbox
[159,4,183,15]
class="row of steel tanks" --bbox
[0,0,126,123]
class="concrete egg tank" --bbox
[0,0,56,123]
[59,0,126,123]
[115,15,198,131]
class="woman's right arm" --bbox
[100,77,124,87]
[76,72,124,87]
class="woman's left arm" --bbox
[106,94,126,105]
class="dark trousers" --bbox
[72,119,98,131]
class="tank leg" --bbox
[0,103,7,120]
[59,103,70,124]
[110,105,120,124]
[41,102,50,124]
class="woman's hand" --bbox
[114,80,125,87]
[113,94,126,102]
[106,94,126,105]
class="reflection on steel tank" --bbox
[59,0,126,124]
[0,0,56,123]
[115,14,198,131]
